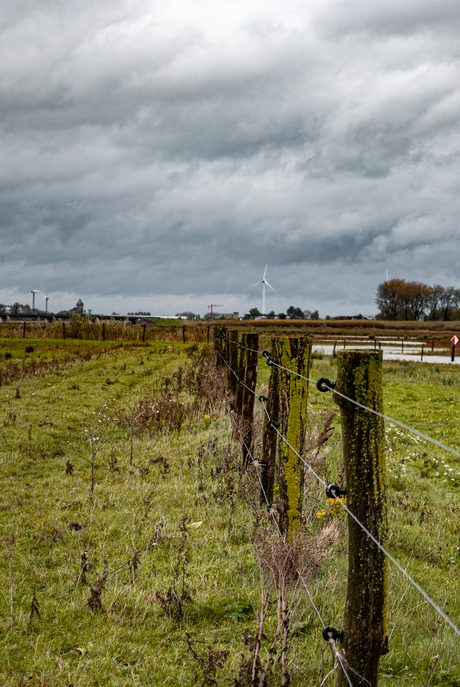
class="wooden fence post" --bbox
[261,336,280,505]
[235,333,247,417]
[241,333,259,467]
[277,336,311,540]
[63,322,66,340]
[23,322,26,339]
[226,329,239,410]
[142,324,146,342]
[214,326,225,368]
[182,325,186,344]
[102,323,106,341]
[335,350,388,687]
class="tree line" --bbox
[376,279,460,321]
[245,306,320,320]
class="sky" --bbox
[2,0,460,317]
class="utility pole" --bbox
[44,295,49,314]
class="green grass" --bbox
[1,341,460,685]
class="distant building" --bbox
[76,299,84,314]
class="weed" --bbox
[78,550,89,584]
[108,451,119,472]
[87,555,110,612]
[237,531,316,687]
[28,590,40,626]
[185,632,229,686]
[128,547,142,583]
[81,401,110,496]
[155,514,192,623]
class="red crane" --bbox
[208,304,223,319]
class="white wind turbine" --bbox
[249,265,275,315]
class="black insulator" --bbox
[326,483,347,500]
[322,626,344,642]
[316,377,336,392]
[267,420,280,430]
[259,395,268,403]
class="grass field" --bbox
[1,339,460,686]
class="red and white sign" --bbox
[452,336,458,346]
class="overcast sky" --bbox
[2,0,460,317]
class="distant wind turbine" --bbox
[249,265,275,315]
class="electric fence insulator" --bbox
[259,395,268,403]
[261,350,271,358]
[322,627,344,642]
[326,483,347,499]
[267,420,280,430]
[266,357,278,367]
[316,377,336,392]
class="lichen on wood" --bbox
[276,336,311,540]
[261,336,280,504]
[241,333,259,467]
[335,350,388,687]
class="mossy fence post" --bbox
[214,326,225,369]
[241,333,259,467]
[261,336,280,504]
[277,336,311,540]
[226,329,239,411]
[23,322,26,339]
[235,332,247,418]
[334,350,388,687]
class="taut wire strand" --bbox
[217,349,353,684]
[216,332,460,464]
[259,397,460,639]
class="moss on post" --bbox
[335,350,388,687]
[226,329,239,411]
[277,336,311,540]
[241,333,259,467]
[235,333,247,418]
[261,336,280,505]
[214,326,225,368]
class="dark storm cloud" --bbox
[1,0,460,314]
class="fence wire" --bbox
[214,334,460,639]
[222,383,353,685]
[215,331,460,464]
